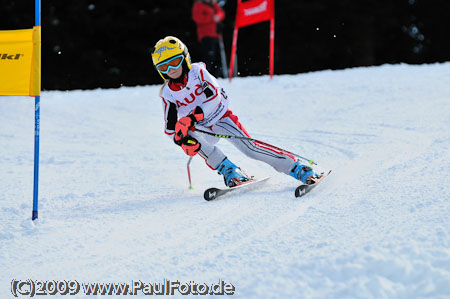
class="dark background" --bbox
[1,0,449,90]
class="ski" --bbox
[204,177,270,201]
[294,170,332,198]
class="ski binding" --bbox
[204,177,270,201]
[294,170,331,198]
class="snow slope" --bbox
[1,63,450,298]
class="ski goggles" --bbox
[156,54,185,74]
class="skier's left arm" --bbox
[195,65,228,127]
[174,65,227,137]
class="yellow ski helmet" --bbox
[151,36,192,80]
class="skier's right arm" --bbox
[161,97,201,156]
[162,97,202,156]
[162,97,177,138]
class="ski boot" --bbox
[289,161,320,185]
[216,158,250,187]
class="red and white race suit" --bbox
[160,63,296,174]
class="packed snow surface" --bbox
[1,63,450,298]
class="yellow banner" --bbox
[0,26,41,96]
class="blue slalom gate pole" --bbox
[32,96,40,221]
[32,0,41,221]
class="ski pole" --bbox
[218,34,228,78]
[194,128,317,166]
[187,156,194,189]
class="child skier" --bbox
[151,36,320,187]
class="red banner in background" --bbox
[229,0,275,80]
[236,0,274,28]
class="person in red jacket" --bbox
[192,0,225,77]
